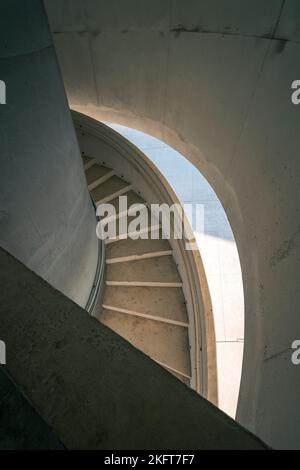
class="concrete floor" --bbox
[105,122,244,418]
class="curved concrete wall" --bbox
[45,0,300,448]
[0,0,98,307]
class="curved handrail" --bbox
[84,196,106,315]
[73,111,218,403]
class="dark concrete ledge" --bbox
[0,248,267,449]
[0,369,64,449]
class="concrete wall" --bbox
[0,0,98,307]
[0,247,267,449]
[45,0,300,448]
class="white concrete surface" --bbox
[0,0,98,308]
[106,123,244,418]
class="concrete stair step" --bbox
[105,231,170,258]
[106,255,182,283]
[85,165,114,190]
[82,155,95,170]
[108,189,145,213]
[103,285,188,323]
[106,250,173,265]
[100,208,152,239]
[91,174,130,204]
[99,308,191,379]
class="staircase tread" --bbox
[99,309,191,376]
[82,155,93,165]
[101,209,156,240]
[91,175,129,202]
[85,164,112,186]
[102,304,188,327]
[109,190,146,212]
[106,255,181,283]
[106,250,172,264]
[106,233,171,258]
[103,286,188,323]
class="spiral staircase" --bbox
[74,112,217,398]
[83,157,192,385]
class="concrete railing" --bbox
[73,111,218,404]
[0,247,266,449]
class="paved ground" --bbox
[106,122,244,418]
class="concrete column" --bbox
[0,0,98,307]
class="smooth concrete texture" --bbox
[105,123,244,419]
[0,370,64,450]
[0,247,267,449]
[45,0,300,448]
[0,0,98,307]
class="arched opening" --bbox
[103,121,244,419]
